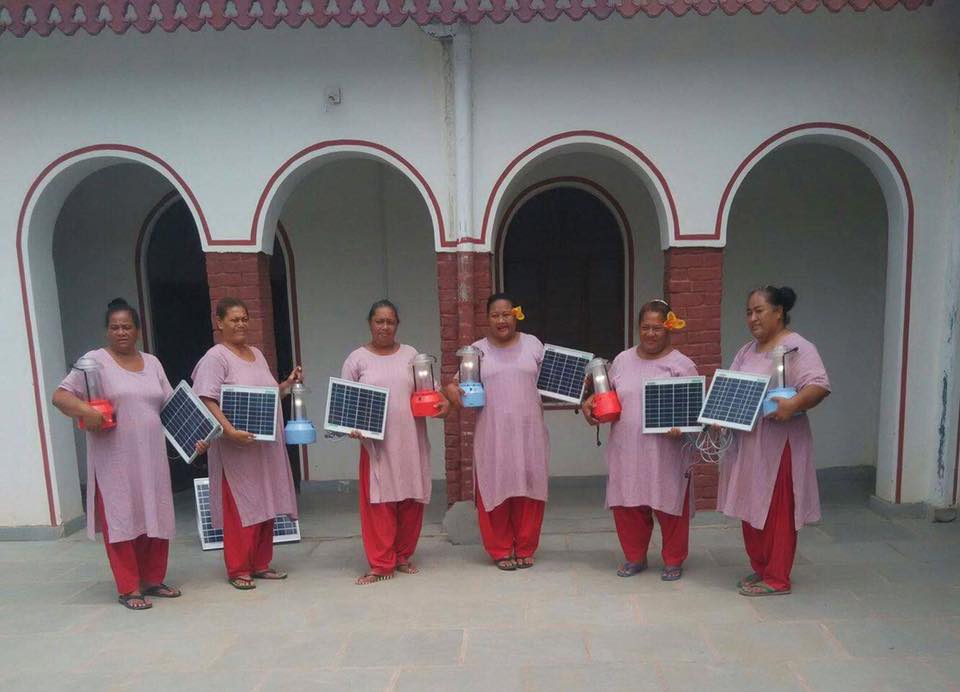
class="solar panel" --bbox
[324,377,389,441]
[697,369,771,432]
[219,385,279,441]
[160,381,223,463]
[537,344,594,404]
[643,376,706,434]
[193,478,300,551]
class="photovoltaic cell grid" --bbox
[537,345,594,404]
[697,369,771,432]
[219,385,279,441]
[324,378,390,440]
[160,381,222,463]
[193,478,300,551]
[643,376,706,434]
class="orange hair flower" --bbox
[511,305,525,321]
[663,311,686,331]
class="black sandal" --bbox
[228,576,256,590]
[495,558,517,571]
[143,583,182,598]
[118,593,152,610]
[252,569,287,580]
[515,556,534,569]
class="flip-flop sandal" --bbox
[355,572,394,585]
[661,565,683,581]
[396,563,419,574]
[737,572,762,588]
[516,557,534,569]
[738,581,791,597]
[118,593,152,610]
[143,583,181,598]
[495,558,517,571]
[617,561,648,577]
[252,569,287,580]
[228,577,256,590]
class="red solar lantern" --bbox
[586,358,621,423]
[72,357,116,431]
[410,353,443,418]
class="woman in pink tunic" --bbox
[583,300,696,581]
[341,299,448,585]
[192,297,301,590]
[446,293,549,570]
[718,286,831,596]
[54,298,199,610]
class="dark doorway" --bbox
[501,186,626,361]
[271,234,302,492]
[145,198,214,491]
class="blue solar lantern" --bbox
[456,345,485,408]
[284,382,317,444]
[762,345,799,418]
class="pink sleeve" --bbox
[673,354,699,378]
[341,352,361,382]
[191,350,227,400]
[531,336,545,366]
[58,365,87,398]
[793,341,831,393]
[149,355,173,399]
[730,342,751,371]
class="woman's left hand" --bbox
[194,440,209,455]
[434,396,451,419]
[666,427,682,439]
[766,396,798,422]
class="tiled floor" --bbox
[1,480,958,691]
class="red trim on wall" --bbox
[717,122,914,503]
[17,144,209,527]
[953,398,960,506]
[134,190,181,353]
[492,176,637,349]
[275,222,309,482]
[481,131,679,247]
[251,140,446,249]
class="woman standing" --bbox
[192,297,300,590]
[583,300,696,581]
[341,299,448,585]
[446,293,549,570]
[719,286,830,596]
[53,298,196,610]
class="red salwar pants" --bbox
[475,484,545,560]
[612,491,690,567]
[95,488,169,595]
[741,442,797,591]
[358,448,425,575]
[221,473,274,579]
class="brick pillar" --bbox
[205,252,278,376]
[437,250,493,505]
[664,247,724,510]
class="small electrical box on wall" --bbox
[324,86,342,111]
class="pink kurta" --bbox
[341,344,432,504]
[472,333,550,510]
[191,344,298,528]
[58,348,175,543]
[605,348,698,514]
[717,332,831,530]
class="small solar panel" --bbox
[160,381,223,463]
[219,385,279,441]
[537,344,594,404]
[697,369,771,432]
[324,377,389,441]
[643,376,706,434]
[193,478,300,551]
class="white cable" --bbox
[687,426,734,464]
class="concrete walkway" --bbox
[1,479,958,692]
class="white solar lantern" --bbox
[410,353,443,417]
[585,358,621,423]
[72,356,116,430]
[456,345,485,408]
[284,382,317,445]
[761,345,800,417]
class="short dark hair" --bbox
[749,285,798,325]
[216,297,249,320]
[368,299,399,323]
[639,299,671,322]
[105,298,140,329]
[486,292,516,313]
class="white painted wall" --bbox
[722,144,887,469]
[278,158,445,481]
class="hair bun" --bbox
[776,286,797,313]
[107,297,130,310]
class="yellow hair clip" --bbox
[511,306,525,321]
[663,311,685,331]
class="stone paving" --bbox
[1,479,958,692]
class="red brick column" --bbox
[437,251,492,504]
[663,247,724,510]
[204,252,278,376]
